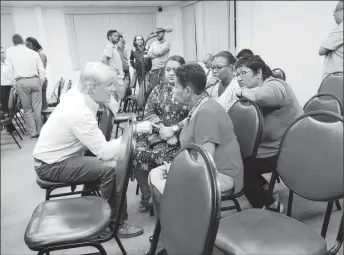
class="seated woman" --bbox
[206,51,240,112]
[133,55,190,213]
[149,63,244,209]
[235,54,303,212]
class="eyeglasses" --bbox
[234,70,253,78]
[334,8,343,13]
[211,64,231,71]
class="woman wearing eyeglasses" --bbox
[206,51,240,112]
[235,54,303,212]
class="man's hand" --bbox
[206,76,220,89]
[237,87,256,101]
[137,121,160,134]
[159,126,175,140]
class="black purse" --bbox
[147,134,165,149]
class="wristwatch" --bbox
[172,125,180,133]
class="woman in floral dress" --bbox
[133,55,189,212]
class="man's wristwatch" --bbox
[172,125,180,133]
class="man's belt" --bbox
[16,76,37,81]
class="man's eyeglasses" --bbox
[334,7,343,13]
[234,70,253,78]
[211,64,231,71]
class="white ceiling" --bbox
[0,1,183,8]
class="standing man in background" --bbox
[319,1,343,80]
[102,29,124,100]
[117,32,130,84]
[144,28,171,95]
[6,34,46,139]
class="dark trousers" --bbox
[42,78,48,110]
[0,86,12,113]
[34,155,128,223]
[243,155,278,208]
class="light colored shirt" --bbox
[198,61,213,83]
[103,42,124,78]
[322,21,343,79]
[1,62,12,86]
[33,87,122,164]
[5,45,46,83]
[251,77,303,158]
[147,39,171,70]
[206,78,240,112]
[117,45,129,71]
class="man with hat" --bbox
[144,28,171,96]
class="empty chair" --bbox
[25,116,137,255]
[215,111,343,255]
[42,78,65,123]
[318,72,343,102]
[146,144,221,255]
[221,98,263,212]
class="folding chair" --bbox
[215,111,343,254]
[25,116,137,255]
[146,143,221,255]
[42,78,65,123]
[318,72,343,102]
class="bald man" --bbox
[319,1,343,80]
[33,62,143,239]
[198,53,218,88]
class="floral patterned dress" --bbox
[133,83,189,172]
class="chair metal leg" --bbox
[276,175,281,183]
[287,190,294,217]
[335,200,342,211]
[115,125,120,138]
[232,198,242,212]
[13,116,25,135]
[321,201,334,238]
[10,131,21,149]
[114,234,127,255]
[15,115,26,132]
[145,220,161,255]
[13,124,23,140]
[136,182,140,195]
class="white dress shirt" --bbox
[1,62,13,86]
[103,42,124,78]
[33,87,122,164]
[5,45,46,83]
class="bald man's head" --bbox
[202,53,213,69]
[334,1,343,24]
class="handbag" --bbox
[147,134,164,148]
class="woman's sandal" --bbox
[138,192,152,213]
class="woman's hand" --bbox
[137,121,160,134]
[160,161,171,179]
[159,126,175,140]
[206,76,220,88]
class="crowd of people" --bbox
[0,0,342,242]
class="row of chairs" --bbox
[146,110,343,255]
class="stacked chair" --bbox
[215,111,343,255]
[42,77,65,124]
[25,116,137,255]
[272,68,286,81]
[221,98,263,212]
[318,72,343,102]
[146,144,221,255]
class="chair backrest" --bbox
[160,144,221,255]
[228,98,263,159]
[114,116,136,230]
[303,93,343,122]
[318,72,343,101]
[277,111,343,202]
[272,68,286,81]
[57,78,65,103]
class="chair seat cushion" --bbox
[36,176,69,189]
[114,112,137,123]
[215,209,327,255]
[41,107,55,114]
[24,197,111,250]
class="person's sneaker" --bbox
[117,221,143,239]
[31,135,39,139]
[263,183,279,201]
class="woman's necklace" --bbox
[187,92,209,122]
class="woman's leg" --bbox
[243,155,279,208]
[134,170,151,212]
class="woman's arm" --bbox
[129,49,136,69]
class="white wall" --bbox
[155,5,184,57]
[236,1,338,105]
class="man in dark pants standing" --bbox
[144,28,171,97]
